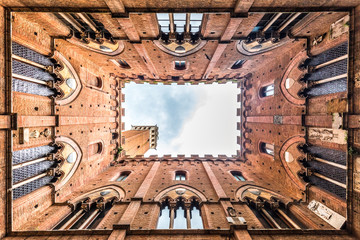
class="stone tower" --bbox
[122,125,159,157]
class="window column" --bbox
[169,200,176,229]
[184,200,191,229]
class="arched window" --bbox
[157,13,203,35]
[260,142,274,156]
[54,200,114,230]
[12,42,56,97]
[231,171,246,181]
[247,199,304,229]
[157,198,203,229]
[53,188,120,230]
[157,199,171,229]
[173,200,187,229]
[88,142,103,157]
[231,59,246,69]
[260,84,274,97]
[241,187,306,230]
[12,145,57,200]
[175,171,186,181]
[116,171,130,181]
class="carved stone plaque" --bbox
[308,200,346,229]
[308,127,347,144]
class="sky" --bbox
[123,82,240,157]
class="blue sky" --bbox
[123,82,239,156]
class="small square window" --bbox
[119,59,130,68]
[175,171,186,180]
[175,61,186,70]
[116,171,130,181]
[231,59,246,69]
[231,171,246,181]
[260,84,274,97]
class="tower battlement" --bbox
[131,125,159,149]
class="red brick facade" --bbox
[0,1,360,240]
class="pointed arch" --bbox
[279,135,307,190]
[70,185,125,205]
[53,51,82,105]
[154,184,207,202]
[235,184,293,204]
[53,136,82,191]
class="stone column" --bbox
[169,201,177,229]
[184,200,191,229]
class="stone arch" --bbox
[53,51,82,106]
[153,40,207,57]
[70,185,125,206]
[235,184,292,204]
[279,50,307,106]
[67,37,125,56]
[236,37,291,56]
[53,136,82,191]
[154,184,207,202]
[279,135,307,190]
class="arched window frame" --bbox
[53,186,123,230]
[157,197,204,230]
[236,186,305,229]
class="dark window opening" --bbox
[116,171,130,181]
[231,171,246,181]
[260,142,274,156]
[175,61,186,70]
[231,59,246,69]
[260,84,274,97]
[175,171,186,181]
[118,59,130,68]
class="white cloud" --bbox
[123,82,240,157]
